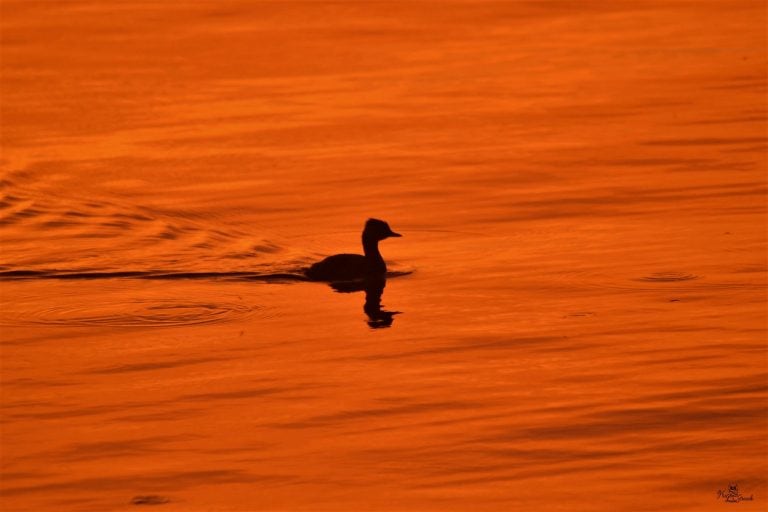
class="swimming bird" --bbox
[305,218,402,282]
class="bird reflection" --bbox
[330,275,400,328]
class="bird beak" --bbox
[389,231,402,238]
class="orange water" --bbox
[1,1,766,511]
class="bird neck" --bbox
[362,235,383,262]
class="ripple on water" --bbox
[0,176,288,272]
[636,272,700,283]
[7,298,258,328]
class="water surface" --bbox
[1,1,766,511]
